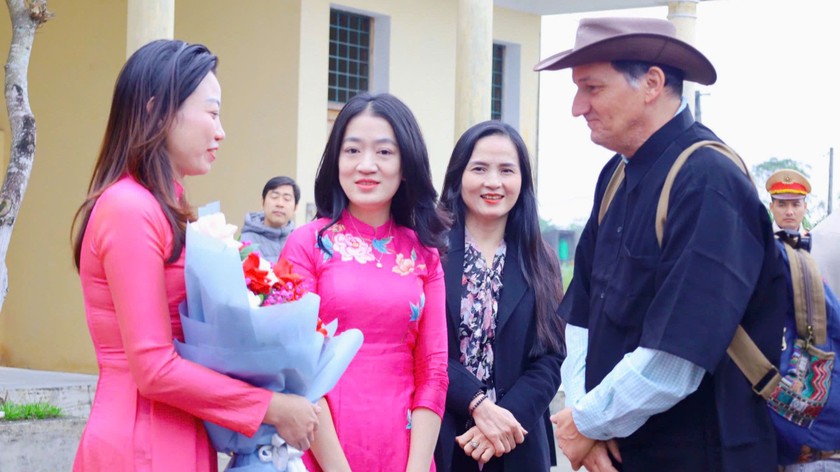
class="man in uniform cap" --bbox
[763,177,840,471]
[536,17,786,472]
[776,171,840,302]
[766,169,810,233]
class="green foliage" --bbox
[539,217,551,232]
[560,262,574,292]
[1,401,62,421]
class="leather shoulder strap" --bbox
[593,140,780,398]
[655,140,752,245]
[598,161,626,225]
[783,243,828,344]
[653,141,780,398]
[727,326,781,399]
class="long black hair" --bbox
[440,120,565,356]
[73,40,218,269]
[314,93,449,254]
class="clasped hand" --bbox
[551,407,620,472]
[455,399,526,464]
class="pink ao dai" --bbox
[281,211,448,472]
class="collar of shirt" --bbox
[773,221,802,234]
[619,98,688,165]
[622,103,695,194]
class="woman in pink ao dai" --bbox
[281,92,449,472]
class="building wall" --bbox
[0,0,541,373]
[493,6,541,156]
[294,0,459,207]
[174,0,302,220]
[378,0,458,188]
[0,0,128,372]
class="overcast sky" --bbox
[536,0,840,227]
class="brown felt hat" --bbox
[534,17,717,85]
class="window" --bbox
[491,43,505,121]
[329,9,372,103]
[491,41,520,128]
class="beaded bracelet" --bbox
[466,390,484,415]
[468,394,488,416]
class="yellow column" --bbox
[455,0,493,137]
[667,1,699,113]
[126,0,175,58]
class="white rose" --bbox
[191,213,240,248]
[247,291,263,308]
[259,256,280,286]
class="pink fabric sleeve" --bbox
[278,224,319,292]
[411,249,449,418]
[92,188,272,436]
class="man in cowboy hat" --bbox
[538,17,787,471]
[766,169,810,233]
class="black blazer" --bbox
[434,224,564,472]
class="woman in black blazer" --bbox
[434,121,565,472]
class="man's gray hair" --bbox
[611,60,684,96]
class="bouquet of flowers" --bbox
[174,203,363,471]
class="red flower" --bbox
[242,252,272,295]
[273,257,304,287]
[244,254,324,336]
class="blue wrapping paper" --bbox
[175,215,363,471]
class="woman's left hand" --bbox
[456,425,497,465]
[471,400,527,456]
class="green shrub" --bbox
[1,402,62,421]
[561,262,574,292]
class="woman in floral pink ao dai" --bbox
[281,93,449,472]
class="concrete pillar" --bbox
[126,0,175,58]
[667,0,699,114]
[455,0,493,137]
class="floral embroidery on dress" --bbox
[317,232,334,262]
[458,234,505,387]
[405,409,412,430]
[371,236,393,255]
[393,249,427,276]
[333,233,376,264]
[410,293,425,322]
[317,220,398,267]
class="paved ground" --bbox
[2,367,584,471]
[0,366,97,389]
[187,384,583,471]
[554,452,580,472]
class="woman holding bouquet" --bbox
[281,92,449,471]
[434,121,565,472]
[72,40,319,471]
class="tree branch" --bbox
[0,0,51,310]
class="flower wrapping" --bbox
[174,203,363,471]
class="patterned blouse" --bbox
[458,232,506,397]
